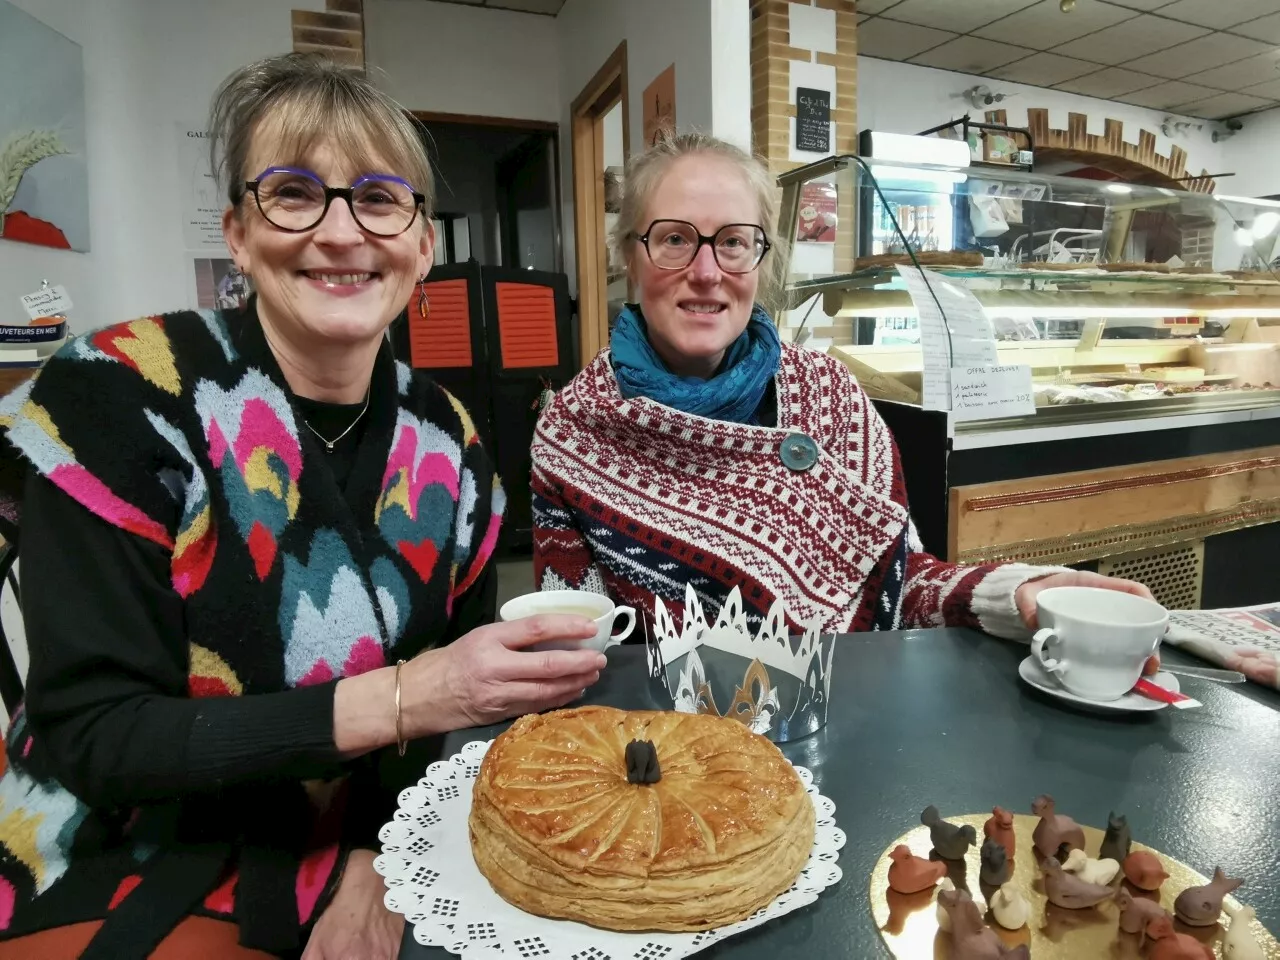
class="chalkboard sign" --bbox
[796,87,831,153]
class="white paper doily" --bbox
[374,740,845,960]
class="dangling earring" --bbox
[417,279,429,320]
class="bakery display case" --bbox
[778,152,1280,611]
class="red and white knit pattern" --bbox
[532,343,1059,637]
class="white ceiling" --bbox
[422,0,566,14]
[857,0,1280,119]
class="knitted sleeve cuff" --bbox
[968,563,1073,642]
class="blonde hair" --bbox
[608,131,786,312]
[209,53,434,219]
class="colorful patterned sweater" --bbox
[0,303,503,954]
[532,342,1060,639]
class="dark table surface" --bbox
[399,628,1280,958]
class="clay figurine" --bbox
[936,888,1030,960]
[1175,866,1244,927]
[989,882,1030,930]
[921,805,977,860]
[1042,856,1114,909]
[1063,847,1121,886]
[980,838,1012,887]
[1123,850,1170,891]
[1116,886,1170,936]
[887,844,947,895]
[1100,811,1132,863]
[935,877,956,931]
[983,806,1016,859]
[1146,914,1215,960]
[1031,795,1085,860]
[1223,902,1266,960]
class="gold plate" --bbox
[869,813,1278,959]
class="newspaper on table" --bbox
[1165,603,1280,690]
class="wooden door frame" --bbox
[570,41,629,367]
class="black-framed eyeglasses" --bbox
[631,219,772,274]
[241,166,426,237]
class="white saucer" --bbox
[1018,656,1180,713]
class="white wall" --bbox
[365,0,561,123]
[1219,107,1280,200]
[857,57,1226,183]
[2,0,323,334]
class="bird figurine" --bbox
[983,806,1015,860]
[1116,886,1170,936]
[921,805,977,860]
[989,882,1030,930]
[1031,795,1085,860]
[1063,847,1121,886]
[1147,914,1215,960]
[1042,856,1114,909]
[1123,851,1170,891]
[980,838,1012,887]
[1100,811,1132,862]
[887,844,948,895]
[936,877,955,931]
[937,888,1031,960]
[1175,867,1244,927]
[1222,902,1266,960]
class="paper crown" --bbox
[644,584,835,743]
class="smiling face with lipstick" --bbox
[218,59,434,402]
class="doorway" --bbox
[570,42,630,367]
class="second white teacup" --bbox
[499,589,636,653]
[1031,586,1167,702]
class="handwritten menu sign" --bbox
[950,364,1037,421]
[795,87,830,153]
[895,265,998,411]
[20,285,73,322]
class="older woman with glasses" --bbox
[0,54,603,959]
[532,132,1156,649]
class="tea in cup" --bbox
[499,589,636,652]
[1031,587,1167,701]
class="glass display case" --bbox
[778,153,1280,426]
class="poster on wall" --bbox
[643,65,676,146]
[797,183,837,243]
[0,1,89,252]
[193,258,249,311]
[176,123,227,251]
[795,87,831,154]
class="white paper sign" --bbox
[950,364,1036,421]
[176,123,226,251]
[20,285,73,321]
[895,265,998,410]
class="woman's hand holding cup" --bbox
[405,615,606,733]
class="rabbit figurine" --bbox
[1063,847,1120,886]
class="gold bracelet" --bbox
[395,659,407,757]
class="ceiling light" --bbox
[1060,0,1076,10]
[1252,212,1280,239]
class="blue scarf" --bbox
[610,304,781,424]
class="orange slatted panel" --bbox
[410,279,471,369]
[495,282,559,369]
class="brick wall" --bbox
[1181,223,1216,267]
[293,0,365,70]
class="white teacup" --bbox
[1031,587,1167,702]
[499,590,636,652]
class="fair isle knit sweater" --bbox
[532,342,1059,639]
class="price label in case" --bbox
[20,285,73,322]
[950,364,1036,422]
